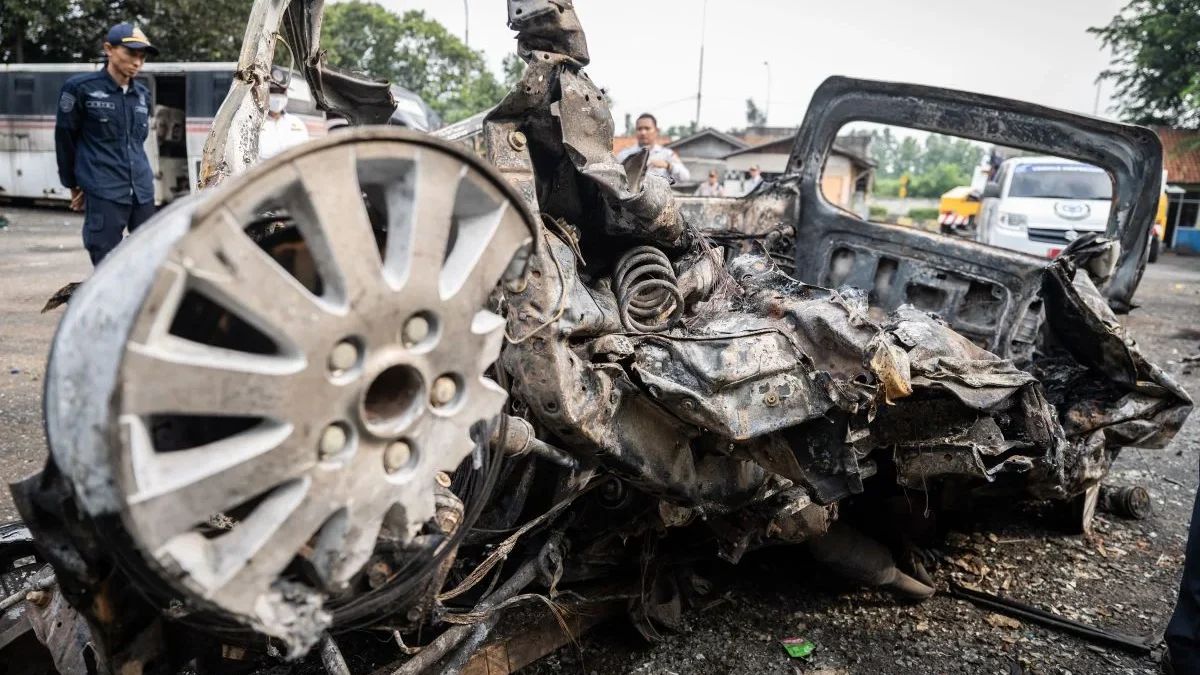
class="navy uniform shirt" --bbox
[55,68,155,205]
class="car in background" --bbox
[389,85,442,131]
[326,84,442,133]
[976,156,1112,258]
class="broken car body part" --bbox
[4,0,1192,672]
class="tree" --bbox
[322,2,508,123]
[663,123,697,140]
[858,128,983,182]
[745,98,767,127]
[1,0,248,63]
[1089,0,1200,127]
[136,1,249,62]
[321,2,406,84]
[502,53,525,89]
[908,163,969,199]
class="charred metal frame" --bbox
[3,2,1192,675]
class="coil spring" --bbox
[614,246,684,333]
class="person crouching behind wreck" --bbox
[616,113,690,184]
[54,23,159,266]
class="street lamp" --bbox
[763,61,771,127]
[464,0,470,47]
[694,0,709,130]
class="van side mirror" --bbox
[982,182,1001,199]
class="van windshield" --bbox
[1008,164,1112,200]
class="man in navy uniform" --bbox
[55,23,159,266]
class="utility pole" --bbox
[763,61,771,127]
[464,0,470,47]
[1092,80,1102,116]
[694,0,708,131]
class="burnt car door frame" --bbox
[786,77,1163,352]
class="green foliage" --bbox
[907,162,970,199]
[2,0,248,63]
[853,128,982,198]
[745,98,766,127]
[907,207,940,222]
[864,129,985,180]
[663,122,697,140]
[322,2,507,123]
[1089,0,1200,127]
[873,177,901,197]
[502,53,525,89]
[321,2,407,81]
[868,205,889,220]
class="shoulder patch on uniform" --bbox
[59,91,76,112]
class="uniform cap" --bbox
[105,23,159,56]
[269,65,292,93]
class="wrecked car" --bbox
[1,1,1192,674]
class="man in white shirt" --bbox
[615,113,690,184]
[695,170,726,197]
[743,165,763,195]
[259,68,309,161]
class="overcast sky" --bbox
[370,0,1126,134]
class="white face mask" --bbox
[268,93,287,113]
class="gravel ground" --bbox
[0,206,90,522]
[0,205,1197,674]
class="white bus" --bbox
[0,62,325,206]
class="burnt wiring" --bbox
[391,536,557,675]
[437,482,595,603]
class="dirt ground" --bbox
[1,205,1198,675]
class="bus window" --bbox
[186,71,235,118]
[0,74,9,113]
[39,73,71,114]
[13,76,36,115]
[211,74,233,117]
[185,72,211,117]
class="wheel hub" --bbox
[46,129,536,651]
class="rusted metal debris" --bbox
[5,0,1192,673]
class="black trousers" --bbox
[82,195,156,266]
[1167,470,1200,674]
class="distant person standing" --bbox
[616,113,690,184]
[695,170,726,197]
[55,23,159,266]
[258,66,310,161]
[743,165,763,194]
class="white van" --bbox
[976,156,1112,258]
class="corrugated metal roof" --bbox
[1156,128,1200,186]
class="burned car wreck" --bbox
[1,1,1193,673]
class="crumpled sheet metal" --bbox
[23,584,100,675]
[1040,257,1193,450]
[555,70,689,249]
[886,306,1037,413]
[502,232,772,511]
[281,0,396,126]
[632,330,837,441]
[508,0,589,64]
